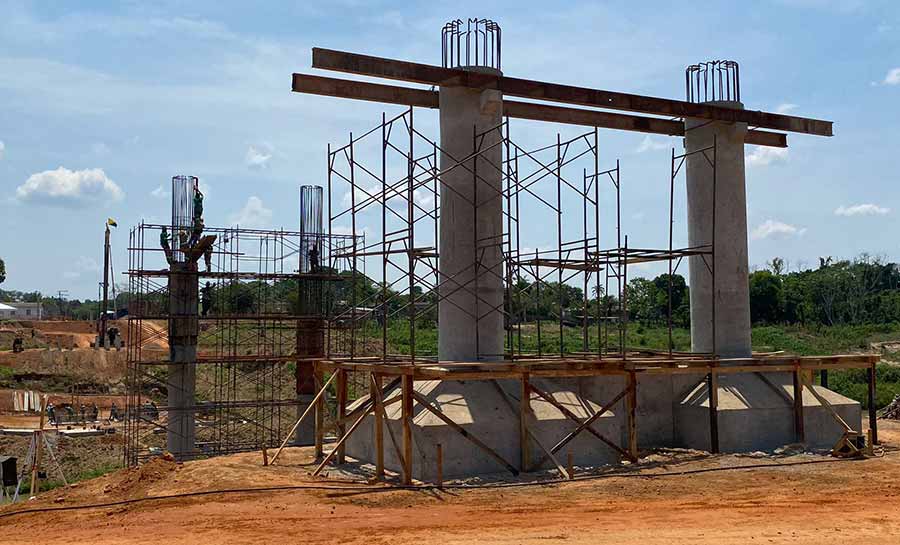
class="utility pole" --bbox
[100,223,111,347]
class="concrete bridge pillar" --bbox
[167,261,198,459]
[685,100,752,358]
[438,69,505,362]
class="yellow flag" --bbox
[107,218,118,227]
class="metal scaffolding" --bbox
[123,221,356,465]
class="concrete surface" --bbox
[437,67,505,362]
[684,100,752,358]
[167,261,198,460]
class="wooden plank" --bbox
[708,371,719,454]
[401,375,414,484]
[336,369,348,464]
[627,372,638,459]
[792,367,805,443]
[413,391,520,476]
[312,404,373,476]
[314,367,324,458]
[799,374,853,433]
[520,373,531,471]
[490,380,568,479]
[293,73,788,148]
[311,48,833,136]
[544,385,631,460]
[529,382,635,463]
[270,371,336,465]
[370,373,384,479]
[868,363,878,445]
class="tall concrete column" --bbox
[295,317,324,445]
[167,261,198,459]
[684,101,752,357]
[438,70,504,362]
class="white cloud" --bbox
[229,196,271,228]
[884,68,900,86]
[150,184,169,199]
[746,146,788,167]
[635,135,669,153]
[775,103,798,114]
[834,203,890,217]
[245,145,272,169]
[751,219,807,240]
[63,255,101,279]
[0,140,5,159]
[15,167,124,207]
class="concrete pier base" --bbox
[675,373,861,452]
[344,372,861,480]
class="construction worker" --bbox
[11,333,23,353]
[193,187,204,222]
[308,243,319,272]
[79,403,86,424]
[47,402,56,426]
[90,403,99,422]
[178,229,189,248]
[160,226,172,261]
[108,402,120,422]
[204,245,213,273]
[201,282,212,317]
[189,217,204,247]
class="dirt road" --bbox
[3,422,900,545]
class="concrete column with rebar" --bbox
[684,100,752,358]
[438,69,505,361]
[167,261,198,459]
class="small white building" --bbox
[0,302,43,320]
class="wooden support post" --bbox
[626,371,638,459]
[336,369,348,464]
[312,405,374,477]
[520,373,531,471]
[261,447,269,466]
[868,363,878,445]
[708,371,719,454]
[401,375,414,485]
[567,451,574,480]
[371,373,385,479]
[820,369,829,389]
[314,368,325,459]
[792,366,805,443]
[436,443,443,489]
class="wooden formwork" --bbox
[271,352,880,484]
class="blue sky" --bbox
[1,0,898,299]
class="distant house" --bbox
[0,302,44,320]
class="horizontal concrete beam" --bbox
[292,74,788,148]
[310,48,832,137]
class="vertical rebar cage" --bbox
[170,175,199,262]
[442,18,501,71]
[299,185,324,274]
[685,60,740,103]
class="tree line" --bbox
[2,255,898,328]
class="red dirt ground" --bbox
[3,420,900,545]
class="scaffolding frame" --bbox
[123,222,355,466]
[303,105,880,484]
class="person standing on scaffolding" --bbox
[160,225,172,263]
[308,243,319,272]
[189,186,204,247]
